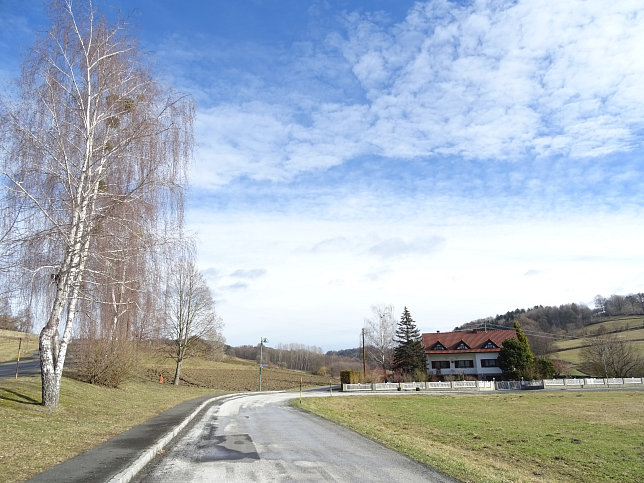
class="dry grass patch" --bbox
[149,364,336,392]
[0,375,220,483]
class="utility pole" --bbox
[600,345,609,380]
[259,337,268,391]
[362,328,366,378]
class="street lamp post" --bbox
[259,337,268,391]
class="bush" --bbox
[73,338,138,387]
[340,370,362,385]
[412,368,428,382]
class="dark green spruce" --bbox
[392,307,426,377]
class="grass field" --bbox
[299,391,644,482]
[581,316,644,335]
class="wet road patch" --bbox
[197,434,259,462]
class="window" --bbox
[456,341,470,350]
[431,360,450,369]
[454,360,474,368]
[483,340,498,349]
[432,342,446,350]
[481,359,499,367]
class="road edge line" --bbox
[107,394,230,483]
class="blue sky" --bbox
[2,1,644,350]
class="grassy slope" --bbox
[299,391,644,483]
[548,316,644,370]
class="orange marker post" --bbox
[15,338,22,379]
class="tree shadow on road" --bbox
[0,387,41,405]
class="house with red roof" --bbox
[422,329,517,380]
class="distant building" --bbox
[422,329,517,380]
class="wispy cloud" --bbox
[185,0,644,189]
[230,268,267,279]
[368,236,445,259]
[222,282,249,291]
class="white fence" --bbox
[343,377,643,392]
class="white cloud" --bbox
[187,0,644,188]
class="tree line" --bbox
[231,343,363,376]
[459,292,644,336]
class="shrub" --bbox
[340,370,362,385]
[73,338,138,387]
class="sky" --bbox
[1,0,644,351]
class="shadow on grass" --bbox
[0,387,41,405]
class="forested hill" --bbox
[455,293,644,335]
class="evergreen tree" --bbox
[497,338,533,379]
[498,321,535,379]
[393,307,426,377]
[513,320,532,358]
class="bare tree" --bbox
[0,1,192,407]
[581,333,643,378]
[364,304,396,378]
[166,257,222,385]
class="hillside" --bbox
[545,316,644,374]
[456,293,644,336]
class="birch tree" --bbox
[166,257,222,385]
[0,1,193,407]
[364,304,396,377]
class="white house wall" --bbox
[425,352,503,379]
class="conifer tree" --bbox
[498,321,534,379]
[392,307,426,377]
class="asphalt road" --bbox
[0,353,40,378]
[134,391,457,483]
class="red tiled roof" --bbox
[422,329,517,354]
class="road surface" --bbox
[0,353,40,378]
[135,391,456,482]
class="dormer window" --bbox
[483,340,498,349]
[432,342,446,350]
[455,341,470,350]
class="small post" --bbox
[15,338,22,379]
[299,377,302,404]
[329,378,332,396]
